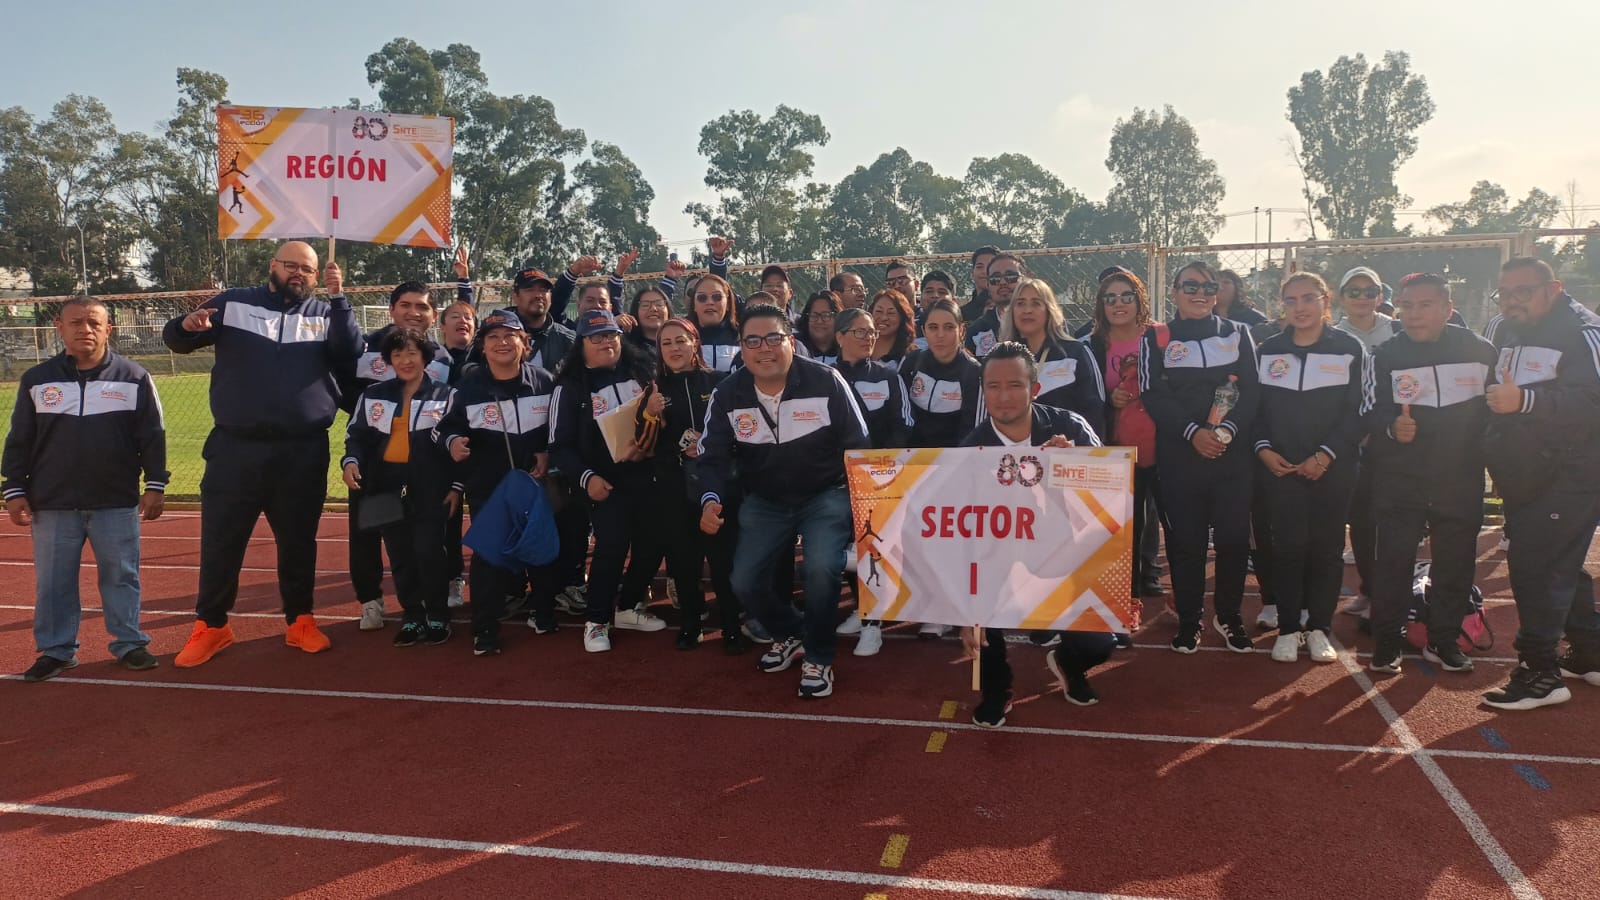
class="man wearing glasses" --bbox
[967,252,1027,358]
[696,304,870,698]
[1480,258,1600,710]
[162,240,363,666]
[885,260,920,310]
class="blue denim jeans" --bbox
[732,487,851,665]
[33,507,148,661]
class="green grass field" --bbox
[0,373,350,500]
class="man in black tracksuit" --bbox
[1365,274,1498,674]
[1480,259,1600,710]
[338,281,457,631]
[960,342,1111,727]
[163,241,363,666]
[697,304,870,699]
[1140,262,1260,653]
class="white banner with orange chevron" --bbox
[845,447,1138,633]
[216,105,453,248]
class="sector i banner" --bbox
[216,105,453,248]
[845,446,1138,633]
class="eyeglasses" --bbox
[637,298,669,309]
[274,259,318,275]
[841,327,878,340]
[660,336,695,349]
[483,331,521,344]
[1100,291,1138,306]
[1178,280,1219,296]
[806,311,836,322]
[740,333,790,350]
[1282,291,1327,306]
[585,333,621,345]
[987,271,1022,286]
[887,275,914,286]
[1492,283,1550,305]
[693,292,725,304]
[1342,287,1382,300]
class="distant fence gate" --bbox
[0,229,1588,499]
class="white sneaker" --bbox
[1255,605,1279,630]
[359,599,386,631]
[447,578,465,608]
[918,622,950,640]
[1340,594,1372,617]
[1497,535,1510,552]
[836,614,864,636]
[583,623,611,653]
[1270,633,1302,663]
[1305,630,1337,663]
[854,623,883,656]
[613,606,667,632]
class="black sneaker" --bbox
[1047,652,1099,706]
[1558,648,1600,686]
[1369,642,1403,674]
[973,696,1014,728]
[758,637,804,673]
[721,632,751,656]
[1030,631,1063,648]
[120,647,160,671]
[1482,666,1572,711]
[675,627,701,651]
[423,619,451,645]
[1170,623,1202,654]
[472,632,501,656]
[394,621,425,647]
[1423,642,1473,673]
[1113,633,1133,650]
[1139,578,1168,598]
[527,611,559,635]
[21,656,77,682]
[1213,616,1253,653]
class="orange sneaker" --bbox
[285,615,331,653]
[174,620,235,667]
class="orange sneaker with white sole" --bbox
[285,614,331,653]
[174,621,235,667]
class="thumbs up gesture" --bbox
[1393,403,1417,443]
[1485,366,1523,414]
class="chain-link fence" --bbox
[5,231,1591,500]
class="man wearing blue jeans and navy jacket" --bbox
[3,297,168,681]
[697,304,870,698]
[162,240,364,667]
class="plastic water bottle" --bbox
[1207,374,1239,427]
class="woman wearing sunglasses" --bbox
[691,273,742,374]
[829,308,915,655]
[1141,261,1261,654]
[996,278,1106,437]
[797,290,843,365]
[1087,272,1163,623]
[1255,273,1371,664]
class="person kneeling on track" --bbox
[960,342,1112,727]
[342,328,457,648]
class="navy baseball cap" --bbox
[576,309,623,337]
[481,309,525,334]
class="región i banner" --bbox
[216,105,453,248]
[845,446,1138,633]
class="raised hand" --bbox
[615,248,640,277]
[182,306,216,333]
[453,245,469,280]
[1486,366,1522,414]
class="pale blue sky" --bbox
[6,0,1599,246]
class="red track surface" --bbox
[2,514,1598,899]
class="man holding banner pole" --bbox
[959,342,1111,726]
[163,240,364,666]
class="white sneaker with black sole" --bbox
[359,600,386,631]
[854,623,883,656]
[797,661,833,698]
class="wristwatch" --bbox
[1213,427,1233,445]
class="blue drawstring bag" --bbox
[463,469,559,569]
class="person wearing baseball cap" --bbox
[759,265,794,316]
[498,268,576,372]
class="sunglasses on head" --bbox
[1179,280,1219,296]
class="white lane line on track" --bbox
[1332,635,1544,900]
[5,674,1597,769]
[0,801,1171,900]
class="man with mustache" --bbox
[162,240,363,666]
